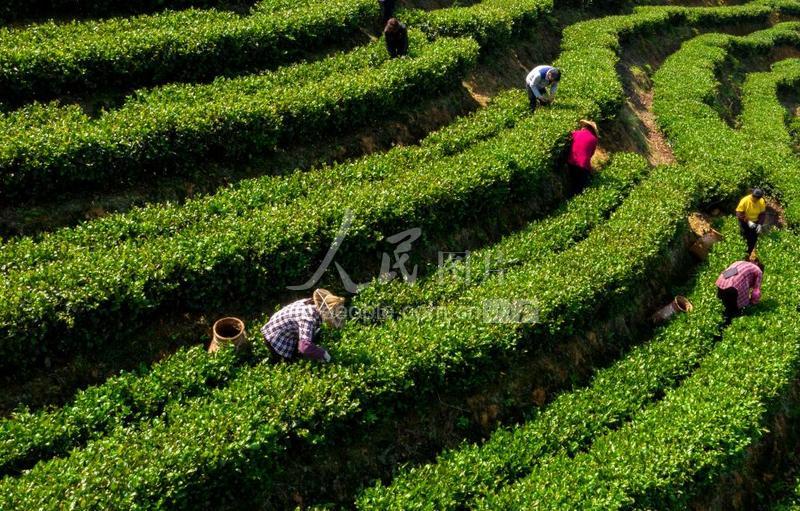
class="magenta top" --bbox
[567,128,598,170]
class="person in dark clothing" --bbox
[384,18,408,59]
[379,0,396,25]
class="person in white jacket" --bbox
[525,65,561,112]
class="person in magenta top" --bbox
[566,119,599,195]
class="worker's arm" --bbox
[587,136,598,172]
[757,211,766,224]
[529,73,545,98]
[297,320,330,361]
[549,81,559,97]
[735,198,749,223]
[298,338,329,361]
[750,268,763,305]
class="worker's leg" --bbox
[526,83,537,112]
[717,287,740,326]
[739,220,757,256]
[745,226,758,256]
[576,166,590,195]
[264,339,287,363]
[566,164,586,196]
[748,229,758,256]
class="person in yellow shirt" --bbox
[735,188,766,257]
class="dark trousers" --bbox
[386,34,408,58]
[717,286,741,326]
[567,163,591,196]
[738,219,759,256]
[525,83,547,112]
[379,0,395,24]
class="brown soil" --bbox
[765,197,787,229]
[688,212,716,236]
[462,31,563,101]
[626,86,678,166]
[616,31,686,166]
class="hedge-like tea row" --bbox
[352,153,648,317]
[0,1,779,372]
[0,0,376,103]
[0,0,281,24]
[746,60,800,511]
[0,88,553,475]
[355,219,739,510]
[0,33,477,198]
[0,5,781,506]
[652,22,800,202]
[0,343,249,477]
[556,2,774,118]
[740,58,800,226]
[0,132,726,509]
[401,0,551,47]
[0,152,645,479]
[0,89,528,274]
[480,233,800,510]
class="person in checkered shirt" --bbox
[261,289,346,362]
[715,258,763,324]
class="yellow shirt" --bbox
[736,195,766,222]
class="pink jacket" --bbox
[715,261,763,309]
[567,128,598,170]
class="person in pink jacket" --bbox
[260,289,346,362]
[566,119,599,195]
[715,259,763,325]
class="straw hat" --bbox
[313,288,346,328]
[579,119,598,135]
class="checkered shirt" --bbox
[261,299,321,359]
[716,261,763,309]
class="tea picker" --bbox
[566,119,599,195]
[524,65,561,112]
[735,188,766,257]
[260,289,346,362]
[715,258,763,325]
[384,18,408,59]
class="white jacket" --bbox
[526,65,559,98]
